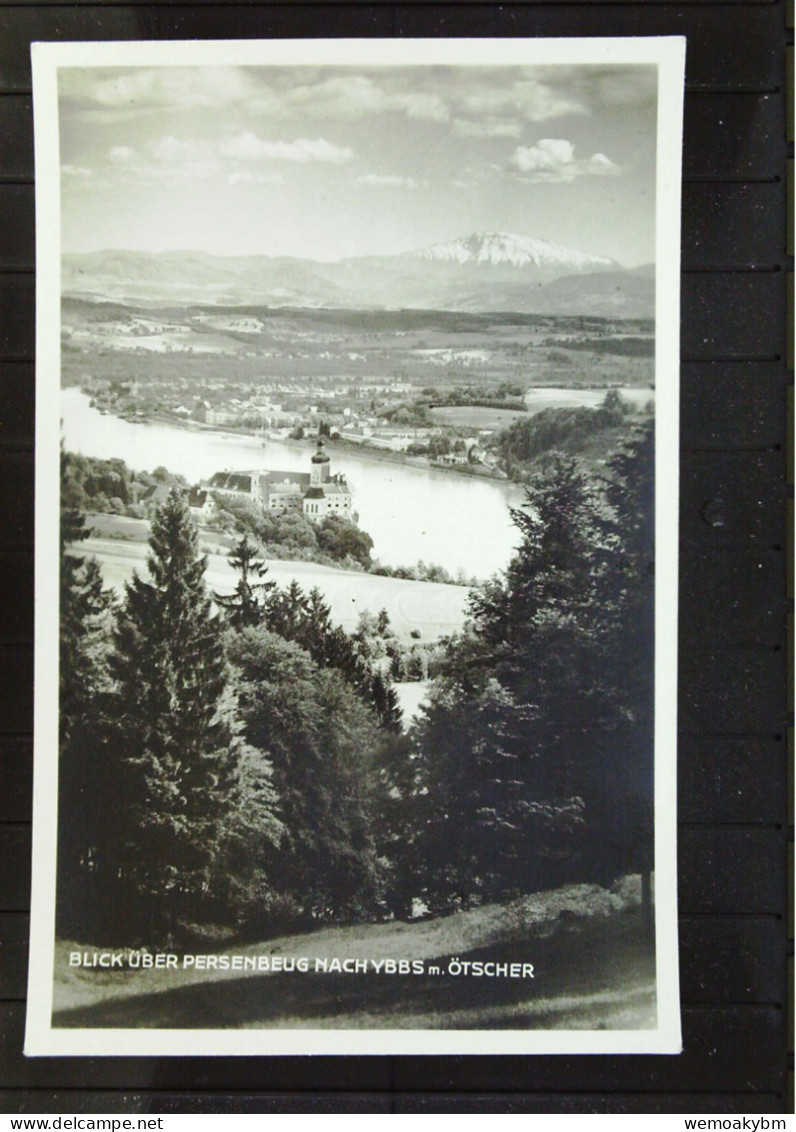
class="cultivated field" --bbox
[429,405,527,430]
[62,300,655,390]
[76,531,471,642]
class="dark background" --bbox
[0,0,791,1114]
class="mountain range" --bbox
[62,232,655,318]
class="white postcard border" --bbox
[27,35,685,1057]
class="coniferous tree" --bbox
[207,734,284,934]
[263,579,312,641]
[261,583,400,728]
[60,510,113,741]
[215,535,275,628]
[592,427,655,910]
[369,670,403,734]
[57,490,115,938]
[601,427,655,731]
[105,487,236,938]
[410,446,653,908]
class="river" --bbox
[62,387,529,577]
[60,385,648,577]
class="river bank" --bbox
[62,388,527,577]
[107,404,508,482]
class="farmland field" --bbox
[429,405,527,429]
[62,299,655,389]
[74,526,471,642]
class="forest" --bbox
[493,389,651,480]
[57,424,654,948]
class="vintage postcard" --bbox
[26,37,684,1056]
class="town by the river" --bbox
[62,386,528,579]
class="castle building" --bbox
[204,437,352,520]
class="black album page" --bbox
[0,0,789,1115]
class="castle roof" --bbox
[207,471,252,494]
[187,487,209,507]
[264,471,311,489]
[208,469,313,492]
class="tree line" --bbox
[494,390,626,471]
[58,427,654,946]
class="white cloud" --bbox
[137,131,352,169]
[62,67,256,112]
[246,71,585,136]
[452,117,521,139]
[510,138,621,183]
[514,137,574,169]
[96,128,353,191]
[400,92,450,123]
[448,163,502,191]
[60,64,600,146]
[249,75,381,120]
[130,136,220,182]
[61,164,92,178]
[267,71,579,129]
[513,79,586,122]
[98,137,220,186]
[460,78,585,124]
[219,132,353,164]
[587,152,620,172]
[249,75,450,124]
[355,173,420,188]
[533,65,657,109]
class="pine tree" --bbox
[215,534,275,629]
[106,487,235,938]
[60,512,112,743]
[57,495,115,939]
[411,452,651,907]
[261,583,400,727]
[593,427,655,914]
[369,670,403,733]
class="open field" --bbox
[76,531,471,642]
[52,879,655,1030]
[63,300,655,390]
[429,405,527,430]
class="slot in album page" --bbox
[26,36,684,1057]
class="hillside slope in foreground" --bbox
[53,880,656,1031]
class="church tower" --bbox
[310,435,331,486]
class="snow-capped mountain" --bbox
[406,232,617,273]
[62,233,651,317]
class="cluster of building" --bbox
[187,396,448,452]
[337,423,441,452]
[189,436,353,522]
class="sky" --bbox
[58,62,658,266]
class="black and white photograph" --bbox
[26,37,683,1056]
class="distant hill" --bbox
[530,271,655,319]
[63,232,655,318]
